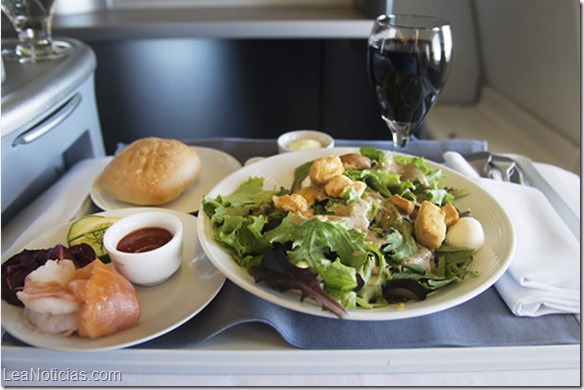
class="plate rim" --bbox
[197,147,516,321]
[1,207,226,351]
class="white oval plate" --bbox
[90,146,241,212]
[2,208,225,351]
[198,147,516,321]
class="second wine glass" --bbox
[367,14,453,148]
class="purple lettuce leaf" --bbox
[252,246,347,318]
[1,244,96,306]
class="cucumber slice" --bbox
[67,215,121,258]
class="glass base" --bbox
[2,40,72,64]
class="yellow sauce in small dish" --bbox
[288,138,323,151]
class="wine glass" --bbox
[367,14,452,148]
[1,0,71,63]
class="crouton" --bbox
[295,186,327,207]
[414,201,446,250]
[272,194,310,215]
[309,156,345,185]
[324,175,354,198]
[441,203,460,227]
[389,194,415,215]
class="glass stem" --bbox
[383,117,412,148]
[391,131,408,149]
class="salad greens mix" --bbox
[203,147,478,318]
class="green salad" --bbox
[202,147,479,318]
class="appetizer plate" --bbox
[90,146,241,213]
[1,208,225,351]
[198,147,516,321]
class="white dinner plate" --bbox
[90,146,242,213]
[1,208,225,351]
[198,147,516,321]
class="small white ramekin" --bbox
[277,130,334,153]
[103,211,183,286]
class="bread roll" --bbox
[98,137,201,205]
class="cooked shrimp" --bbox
[16,259,79,315]
[23,309,78,336]
[16,259,79,335]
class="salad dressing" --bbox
[384,160,429,185]
[328,198,372,233]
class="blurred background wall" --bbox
[2,0,579,161]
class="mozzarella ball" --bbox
[445,217,485,250]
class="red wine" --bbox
[368,38,450,127]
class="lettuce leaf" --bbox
[360,146,385,163]
[387,245,478,298]
[214,215,269,271]
[392,155,457,206]
[203,177,276,224]
[264,215,371,270]
[291,161,313,192]
[314,258,358,291]
[433,245,478,280]
[382,219,419,262]
[203,177,279,271]
[263,214,392,308]
[252,246,347,318]
[344,169,401,198]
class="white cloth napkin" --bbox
[443,152,580,317]
[2,158,110,258]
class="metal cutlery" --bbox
[462,152,578,239]
[464,152,525,184]
[488,157,515,181]
[489,155,526,184]
[464,151,492,178]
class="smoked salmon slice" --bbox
[69,260,140,339]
